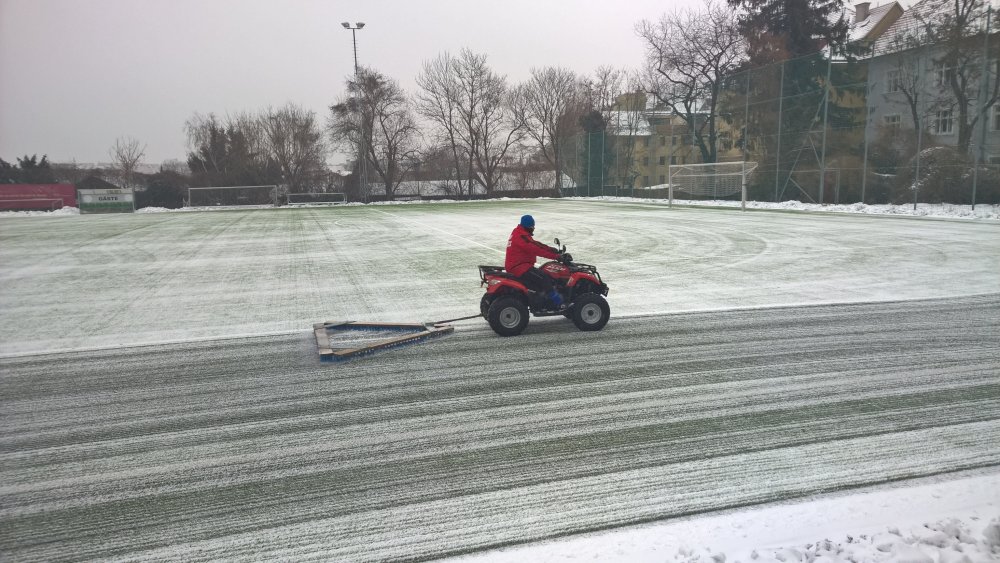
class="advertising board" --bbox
[78,188,135,214]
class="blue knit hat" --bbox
[520,214,535,228]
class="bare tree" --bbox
[227,110,274,182]
[416,53,471,196]
[511,66,581,190]
[329,68,420,200]
[263,103,329,195]
[637,0,746,163]
[878,0,999,155]
[880,40,930,132]
[109,136,146,190]
[582,67,645,187]
[917,0,999,153]
[417,49,526,196]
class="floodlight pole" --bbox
[342,22,369,202]
[342,22,365,74]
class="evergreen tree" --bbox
[11,155,58,184]
[727,0,851,64]
[0,159,19,183]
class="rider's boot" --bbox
[547,288,564,310]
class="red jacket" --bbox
[505,224,561,276]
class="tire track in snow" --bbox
[1,294,998,561]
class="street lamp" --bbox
[341,21,368,202]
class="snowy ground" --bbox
[1,200,999,561]
[2,199,999,355]
[447,471,1000,563]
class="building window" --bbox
[658,174,666,184]
[671,136,678,146]
[993,104,1000,131]
[886,69,902,93]
[933,62,954,87]
[933,109,954,134]
[658,156,666,165]
[643,137,650,147]
[643,175,650,186]
[884,114,901,129]
[642,156,649,166]
[670,156,677,165]
[659,136,666,146]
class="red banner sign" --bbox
[0,184,77,210]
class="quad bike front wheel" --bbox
[571,293,610,331]
[487,296,530,336]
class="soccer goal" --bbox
[668,161,758,210]
[187,185,278,208]
[286,192,347,206]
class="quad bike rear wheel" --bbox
[487,296,530,336]
[480,294,494,319]
[571,293,610,331]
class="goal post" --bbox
[668,161,758,211]
[286,192,347,206]
[187,185,278,208]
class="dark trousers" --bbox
[518,267,554,294]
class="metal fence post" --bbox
[861,80,872,204]
[774,60,785,202]
[972,5,993,211]
[914,51,924,211]
[819,55,833,205]
[743,69,751,212]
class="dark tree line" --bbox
[0,155,58,184]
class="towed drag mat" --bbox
[313,314,481,362]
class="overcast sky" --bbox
[0,0,704,167]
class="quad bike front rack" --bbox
[313,314,482,362]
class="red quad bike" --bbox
[478,238,610,336]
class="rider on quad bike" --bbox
[505,215,567,310]
[478,214,610,336]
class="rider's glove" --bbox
[561,253,573,263]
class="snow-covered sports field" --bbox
[2,199,999,354]
[1,199,999,561]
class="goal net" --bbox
[286,192,347,205]
[669,162,758,199]
[187,185,277,207]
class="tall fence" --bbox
[566,27,1000,208]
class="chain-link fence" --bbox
[565,15,1000,208]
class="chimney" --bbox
[855,1,871,23]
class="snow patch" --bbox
[0,206,80,217]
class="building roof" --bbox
[850,2,903,44]
[76,175,121,190]
[870,0,949,56]
[606,110,653,137]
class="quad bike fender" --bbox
[567,272,600,288]
[485,277,529,295]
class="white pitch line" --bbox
[373,209,504,254]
